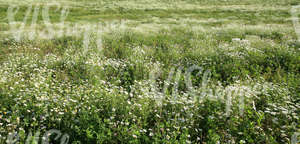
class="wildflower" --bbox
[166,135,170,140]
[149,132,154,136]
[155,114,161,118]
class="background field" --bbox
[0,0,299,143]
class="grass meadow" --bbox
[0,0,299,143]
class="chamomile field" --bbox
[0,0,299,143]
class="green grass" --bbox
[0,0,299,143]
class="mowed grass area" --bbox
[0,0,299,143]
